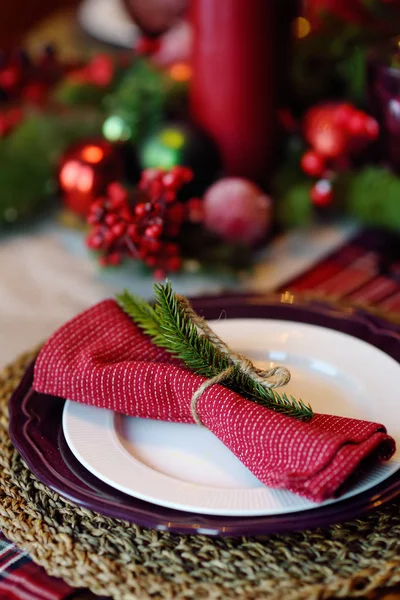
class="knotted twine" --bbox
[176,295,291,426]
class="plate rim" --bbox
[9,296,400,536]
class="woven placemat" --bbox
[1,350,400,600]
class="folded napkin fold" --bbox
[33,299,396,503]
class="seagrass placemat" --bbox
[1,349,400,600]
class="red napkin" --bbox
[33,300,396,503]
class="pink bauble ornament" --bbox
[203,178,271,246]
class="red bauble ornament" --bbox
[310,179,333,207]
[203,178,272,246]
[300,150,326,177]
[58,140,123,217]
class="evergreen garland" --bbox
[103,59,176,145]
[117,282,313,421]
[0,111,103,225]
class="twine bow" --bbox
[176,295,291,426]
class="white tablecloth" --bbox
[0,220,356,368]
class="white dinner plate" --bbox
[63,318,400,516]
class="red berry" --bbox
[144,238,162,252]
[135,202,151,216]
[127,223,139,239]
[347,111,367,136]
[103,229,116,246]
[364,117,379,140]
[149,179,163,199]
[164,190,177,203]
[167,204,185,223]
[112,222,126,237]
[166,256,182,272]
[99,256,109,267]
[310,179,333,207]
[119,208,132,222]
[300,151,326,177]
[108,182,128,207]
[162,172,179,190]
[105,213,119,226]
[139,246,150,259]
[87,214,97,226]
[188,198,204,223]
[145,256,158,267]
[153,268,166,280]
[172,166,193,183]
[108,251,121,266]
[0,67,19,89]
[145,223,163,238]
[164,242,179,256]
[86,233,103,249]
[304,104,347,159]
[139,168,163,188]
[91,199,105,211]
[333,103,355,127]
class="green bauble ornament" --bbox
[139,121,220,186]
[102,114,132,143]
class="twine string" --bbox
[176,295,291,426]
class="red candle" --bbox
[190,0,293,183]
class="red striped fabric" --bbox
[0,534,74,600]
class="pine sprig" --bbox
[117,283,313,421]
[116,290,162,340]
[153,282,230,377]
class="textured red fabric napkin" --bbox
[33,300,396,503]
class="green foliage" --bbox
[118,282,313,421]
[339,166,400,230]
[292,23,367,107]
[0,111,103,226]
[104,59,175,145]
[116,290,161,340]
[276,181,313,229]
[53,81,110,108]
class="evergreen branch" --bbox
[117,290,162,340]
[153,282,230,377]
[117,283,313,421]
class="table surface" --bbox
[0,219,357,368]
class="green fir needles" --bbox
[117,282,313,421]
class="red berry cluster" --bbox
[67,54,115,88]
[86,166,194,278]
[301,103,379,207]
[0,46,66,105]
